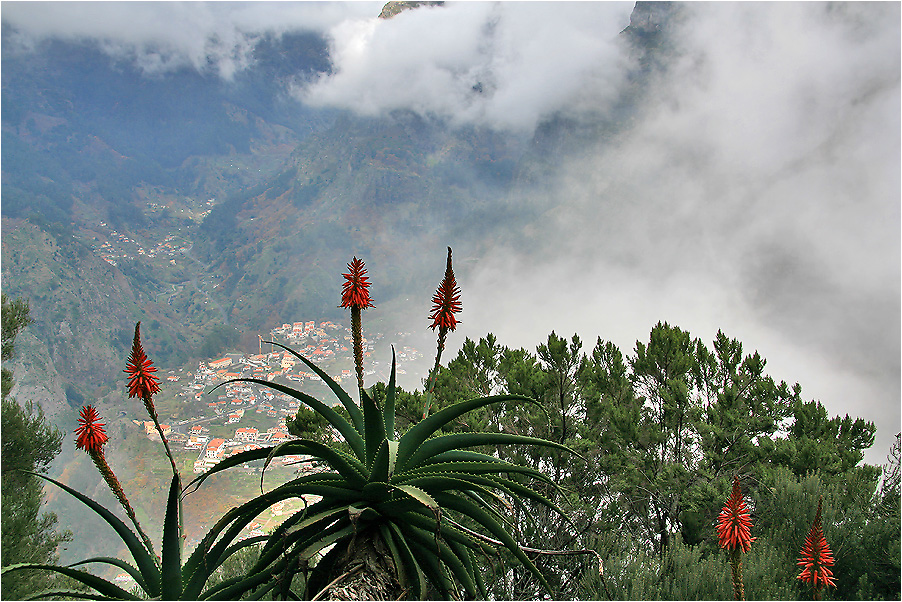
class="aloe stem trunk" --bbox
[144,393,185,554]
[90,449,159,568]
[423,325,448,418]
[730,547,744,600]
[351,306,364,393]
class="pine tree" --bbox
[1,294,72,599]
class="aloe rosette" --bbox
[186,341,580,599]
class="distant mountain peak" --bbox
[378,1,445,20]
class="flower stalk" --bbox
[125,322,184,552]
[126,323,175,475]
[424,247,462,418]
[716,475,756,600]
[75,405,159,568]
[340,257,374,394]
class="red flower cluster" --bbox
[125,322,161,399]
[340,257,375,310]
[428,247,462,332]
[797,500,836,591]
[716,476,756,553]
[74,405,109,452]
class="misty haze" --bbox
[1,2,899,600]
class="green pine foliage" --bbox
[1,294,76,599]
[415,323,897,600]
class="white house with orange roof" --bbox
[235,427,258,442]
[205,438,226,460]
[208,357,232,369]
[186,434,209,450]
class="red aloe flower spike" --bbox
[124,322,161,400]
[797,498,836,599]
[125,322,179,488]
[74,405,109,452]
[123,322,183,549]
[423,247,462,419]
[717,475,755,600]
[74,404,159,566]
[340,257,374,393]
[716,475,756,553]
[428,247,462,333]
[340,257,375,310]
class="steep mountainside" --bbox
[0,0,671,431]
[1,3,666,424]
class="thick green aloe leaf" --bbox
[191,482,361,594]
[295,521,356,562]
[398,511,484,552]
[396,394,537,471]
[402,522,477,599]
[259,495,344,548]
[67,557,149,594]
[212,376,364,460]
[19,589,125,601]
[201,534,268,591]
[265,341,364,432]
[212,535,268,561]
[447,535,484,599]
[385,521,426,600]
[263,500,346,545]
[200,567,276,601]
[182,485,306,597]
[1,564,141,600]
[406,536,454,599]
[406,468,563,517]
[361,386,386,469]
[200,536,304,600]
[184,446,279,494]
[379,523,413,600]
[475,472,569,520]
[21,472,160,596]
[384,347,397,439]
[397,473,507,506]
[422,449,508,465]
[255,505,350,572]
[260,440,368,486]
[407,431,580,470]
[161,474,183,600]
[369,438,400,483]
[184,478,342,592]
[390,484,440,519]
[399,459,552,483]
[246,579,280,601]
[432,491,553,595]
[186,441,366,495]
[467,543,488,600]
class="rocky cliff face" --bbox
[378,1,445,20]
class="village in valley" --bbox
[134,319,423,476]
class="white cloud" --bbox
[1,1,382,78]
[3,1,634,128]
[298,1,634,131]
[455,2,900,463]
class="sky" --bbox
[2,1,899,464]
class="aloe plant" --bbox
[186,342,580,600]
